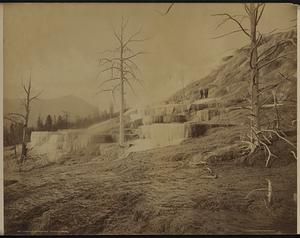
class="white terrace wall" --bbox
[139,122,207,147]
[29,118,119,162]
[29,129,96,162]
[140,123,186,146]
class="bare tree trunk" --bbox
[21,84,30,162]
[249,3,260,142]
[21,128,27,162]
[119,74,125,146]
[119,40,125,146]
[272,90,280,130]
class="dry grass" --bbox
[4,125,297,235]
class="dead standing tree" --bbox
[4,75,42,165]
[212,3,297,166]
[212,4,266,140]
[97,18,147,147]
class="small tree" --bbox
[44,115,53,131]
[62,111,70,129]
[52,115,57,131]
[56,115,64,130]
[37,115,44,131]
[4,75,42,163]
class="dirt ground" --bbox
[4,126,297,235]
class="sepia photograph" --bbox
[2,2,298,235]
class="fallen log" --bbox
[199,175,217,179]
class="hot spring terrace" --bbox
[29,98,237,160]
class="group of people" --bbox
[199,88,209,99]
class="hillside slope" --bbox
[167,30,297,128]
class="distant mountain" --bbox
[4,95,99,127]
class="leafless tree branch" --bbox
[258,40,287,63]
[6,112,26,120]
[101,66,121,73]
[123,51,148,60]
[260,129,296,149]
[157,3,175,16]
[212,13,251,38]
[216,14,248,30]
[4,115,24,125]
[258,54,290,69]
[98,77,120,89]
[112,27,122,45]
[29,90,43,102]
[278,72,293,82]
[124,78,138,96]
[256,3,265,24]
[211,29,248,40]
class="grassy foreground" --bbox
[4,125,297,235]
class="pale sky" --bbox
[3,3,296,111]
